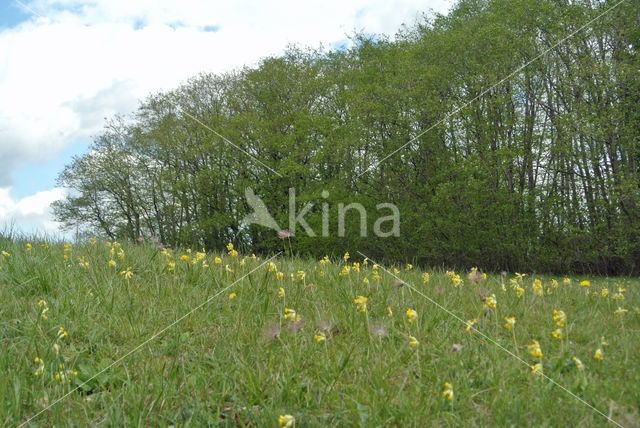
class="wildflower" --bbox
[214,257,221,264]
[528,339,543,358]
[53,343,60,355]
[296,270,305,281]
[563,278,571,285]
[515,272,526,283]
[465,319,477,333]
[406,308,417,323]
[362,277,369,284]
[611,293,625,301]
[225,265,234,273]
[34,357,44,376]
[552,329,562,340]
[614,307,628,316]
[442,382,454,401]
[339,266,351,276]
[108,259,117,268]
[277,287,285,298]
[531,363,543,376]
[267,262,277,272]
[343,252,350,262]
[353,295,368,312]
[229,293,236,300]
[408,335,418,347]
[601,288,609,298]
[228,249,238,257]
[572,356,584,370]
[551,279,558,288]
[485,294,497,309]
[504,316,516,330]
[422,272,430,283]
[57,326,68,339]
[352,262,360,272]
[120,267,133,280]
[1,250,10,258]
[552,310,566,327]
[276,272,284,280]
[279,414,295,427]
[580,280,590,287]
[26,243,32,251]
[167,262,175,271]
[532,279,543,296]
[284,308,298,322]
[116,247,125,260]
[314,331,326,343]
[226,242,233,251]
[406,263,413,270]
[600,337,608,347]
[90,236,96,246]
[515,285,524,298]
[446,270,455,279]
[594,348,603,360]
[451,274,463,287]
[387,306,393,318]
[77,256,89,270]
[319,255,331,265]
[468,267,482,284]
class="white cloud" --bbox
[0,186,66,234]
[0,0,453,232]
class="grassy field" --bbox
[0,237,638,427]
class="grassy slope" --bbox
[0,238,638,427]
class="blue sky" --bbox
[0,0,452,237]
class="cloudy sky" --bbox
[0,0,453,237]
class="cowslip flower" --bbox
[284,308,299,322]
[406,308,417,323]
[229,293,236,300]
[572,356,584,370]
[504,316,516,330]
[279,414,295,427]
[580,280,590,287]
[276,272,284,280]
[362,277,369,284]
[531,362,543,376]
[214,257,221,264]
[422,272,430,283]
[57,326,68,339]
[442,382,454,400]
[353,295,368,312]
[485,294,497,309]
[552,310,566,327]
[314,331,326,343]
[77,256,89,270]
[601,288,609,297]
[528,339,543,358]
[343,252,350,262]
[120,267,133,280]
[552,329,562,340]
[406,263,413,270]
[594,348,603,360]
[108,259,117,268]
[26,243,32,251]
[2,250,10,258]
[408,335,418,347]
[387,306,393,318]
[277,287,285,298]
[465,319,477,333]
[614,307,629,316]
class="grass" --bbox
[0,237,638,426]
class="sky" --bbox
[0,0,454,238]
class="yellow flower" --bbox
[572,356,584,370]
[57,326,68,338]
[594,348,603,360]
[353,295,368,312]
[2,250,11,258]
[532,279,543,296]
[387,306,393,318]
[465,319,477,333]
[485,294,497,309]
[515,285,524,298]
[229,293,236,300]
[279,414,295,427]
[228,249,238,257]
[277,287,285,298]
[26,243,32,251]
[120,267,133,280]
[442,382,454,400]
[180,254,190,262]
[362,277,369,284]
[108,259,117,268]
[225,264,234,273]
[296,270,306,281]
[451,274,463,287]
[614,307,628,316]
[601,288,609,297]
[504,316,516,330]
[406,263,413,270]
[552,329,562,340]
[167,262,175,271]
[408,335,418,347]
[226,242,234,251]
[339,266,351,276]
[89,236,96,246]
[352,262,360,272]
[552,309,566,327]
[276,271,284,280]
[406,308,417,323]
[77,256,89,270]
[528,339,543,358]
[580,280,590,287]
[314,331,326,343]
[343,252,350,262]
[422,272,430,283]
[563,277,571,285]
[531,362,543,376]
[284,308,297,321]
[214,256,221,264]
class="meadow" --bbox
[0,237,638,427]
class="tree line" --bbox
[53,0,640,275]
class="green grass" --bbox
[0,237,638,427]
